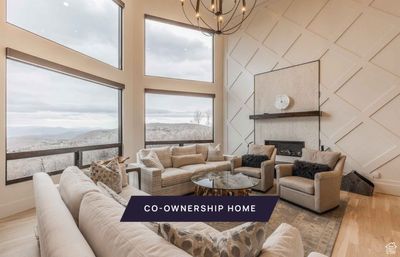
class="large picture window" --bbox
[7,0,123,68]
[145,90,214,147]
[6,49,123,184]
[145,16,214,82]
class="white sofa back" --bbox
[33,172,96,257]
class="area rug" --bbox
[206,199,347,257]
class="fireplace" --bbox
[264,140,305,157]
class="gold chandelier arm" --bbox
[220,0,241,31]
[222,0,257,33]
[188,0,215,30]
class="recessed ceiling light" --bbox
[63,2,69,7]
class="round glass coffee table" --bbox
[191,171,260,196]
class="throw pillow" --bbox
[138,146,172,168]
[159,222,268,257]
[97,182,128,207]
[207,144,224,162]
[172,154,206,168]
[171,144,197,156]
[90,161,122,193]
[242,154,269,168]
[140,150,164,171]
[102,157,128,188]
[292,160,331,179]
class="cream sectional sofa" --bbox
[33,166,327,257]
[137,144,236,195]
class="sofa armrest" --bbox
[223,154,236,162]
[140,167,162,195]
[231,156,242,169]
[275,164,294,179]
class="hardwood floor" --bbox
[0,192,399,257]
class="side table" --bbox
[126,163,142,189]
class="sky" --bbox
[7,0,120,67]
[145,19,213,82]
[146,93,213,125]
[6,0,214,137]
[7,59,119,134]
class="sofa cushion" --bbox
[196,144,210,161]
[249,144,275,159]
[234,167,261,179]
[59,166,101,222]
[180,163,216,176]
[79,192,192,257]
[279,176,315,195]
[161,168,194,187]
[171,144,196,156]
[33,172,96,257]
[90,161,122,193]
[301,148,340,169]
[207,144,224,162]
[172,154,205,168]
[206,160,231,172]
[119,185,149,200]
[259,223,304,257]
[140,150,165,171]
[292,160,330,179]
[159,222,268,257]
[97,182,128,207]
[139,146,172,168]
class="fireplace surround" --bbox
[265,140,304,157]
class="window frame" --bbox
[144,15,215,83]
[5,48,124,185]
[6,0,124,69]
[144,89,215,148]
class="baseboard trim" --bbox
[373,179,400,196]
[0,196,35,219]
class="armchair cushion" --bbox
[292,160,330,179]
[234,167,261,178]
[241,154,269,168]
[301,148,341,169]
[249,144,275,159]
[279,176,315,195]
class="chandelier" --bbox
[180,0,257,35]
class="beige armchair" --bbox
[276,149,346,213]
[232,145,277,192]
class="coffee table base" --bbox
[194,185,252,196]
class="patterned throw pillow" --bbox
[207,144,224,162]
[90,161,122,194]
[97,181,128,207]
[140,150,164,171]
[159,222,268,257]
[103,157,128,187]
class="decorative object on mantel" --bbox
[341,171,374,196]
[274,94,291,110]
[179,0,258,35]
[249,111,321,120]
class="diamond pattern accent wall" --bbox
[224,0,400,195]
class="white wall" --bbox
[0,0,225,218]
[224,0,400,196]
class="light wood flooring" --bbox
[0,192,399,257]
